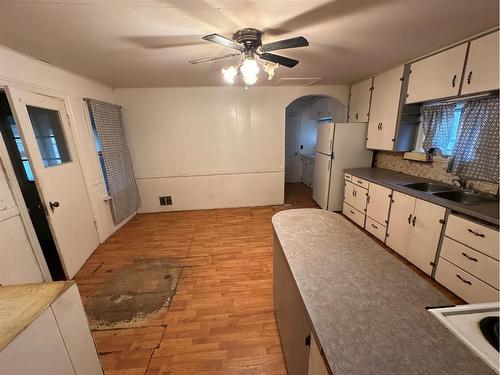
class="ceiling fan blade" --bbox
[202,34,244,51]
[260,36,309,52]
[188,52,241,65]
[259,53,299,68]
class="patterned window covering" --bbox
[447,96,499,183]
[421,103,456,155]
[85,99,141,224]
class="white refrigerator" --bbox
[312,122,373,211]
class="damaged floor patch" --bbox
[87,259,183,330]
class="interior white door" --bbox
[312,152,331,209]
[406,44,467,104]
[315,122,334,155]
[367,66,404,150]
[461,31,500,95]
[386,191,415,257]
[285,115,300,183]
[406,199,445,275]
[366,183,392,225]
[7,87,99,278]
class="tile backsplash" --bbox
[374,151,499,195]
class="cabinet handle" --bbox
[467,70,473,84]
[467,228,485,238]
[407,214,412,224]
[451,74,457,88]
[350,210,355,214]
[461,252,478,262]
[305,334,311,347]
[456,274,472,285]
[412,216,416,226]
[371,223,378,229]
[367,195,370,204]
[355,113,359,120]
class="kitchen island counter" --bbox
[272,208,494,374]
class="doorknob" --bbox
[49,201,60,212]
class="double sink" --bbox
[400,182,498,205]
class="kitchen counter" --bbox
[0,281,73,351]
[345,167,499,226]
[272,209,495,374]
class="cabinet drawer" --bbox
[435,258,499,303]
[440,237,499,289]
[343,203,365,227]
[365,217,386,242]
[344,173,352,182]
[352,177,369,189]
[445,215,499,260]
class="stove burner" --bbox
[479,316,499,352]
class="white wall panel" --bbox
[115,86,348,212]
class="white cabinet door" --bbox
[367,66,404,150]
[386,191,415,257]
[51,284,103,375]
[0,308,75,375]
[348,78,372,122]
[406,44,467,104]
[462,31,500,95]
[344,181,368,213]
[405,200,445,275]
[366,183,391,225]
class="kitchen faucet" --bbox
[453,176,468,189]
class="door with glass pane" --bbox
[7,87,99,278]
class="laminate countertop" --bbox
[0,281,73,351]
[345,167,499,226]
[272,209,495,375]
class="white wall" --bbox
[0,45,127,282]
[115,86,348,212]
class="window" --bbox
[414,102,463,156]
[443,103,463,155]
[90,117,110,193]
[26,105,71,167]
[7,116,34,181]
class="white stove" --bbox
[429,303,499,373]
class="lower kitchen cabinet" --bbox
[308,334,330,375]
[405,199,446,275]
[386,191,415,257]
[366,183,391,225]
[386,192,445,275]
[301,157,315,188]
[344,180,367,213]
[435,214,499,303]
[274,237,313,375]
[0,283,103,375]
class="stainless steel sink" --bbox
[433,190,498,205]
[401,182,457,192]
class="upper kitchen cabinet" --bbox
[367,65,417,151]
[461,31,500,95]
[406,44,467,104]
[348,78,373,123]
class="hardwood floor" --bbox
[75,182,460,374]
[75,183,316,375]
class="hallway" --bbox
[74,185,318,375]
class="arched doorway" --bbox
[284,95,347,207]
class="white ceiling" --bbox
[0,0,498,88]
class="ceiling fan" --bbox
[188,28,309,86]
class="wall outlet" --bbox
[159,196,173,206]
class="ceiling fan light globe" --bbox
[222,66,238,84]
[240,58,259,85]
